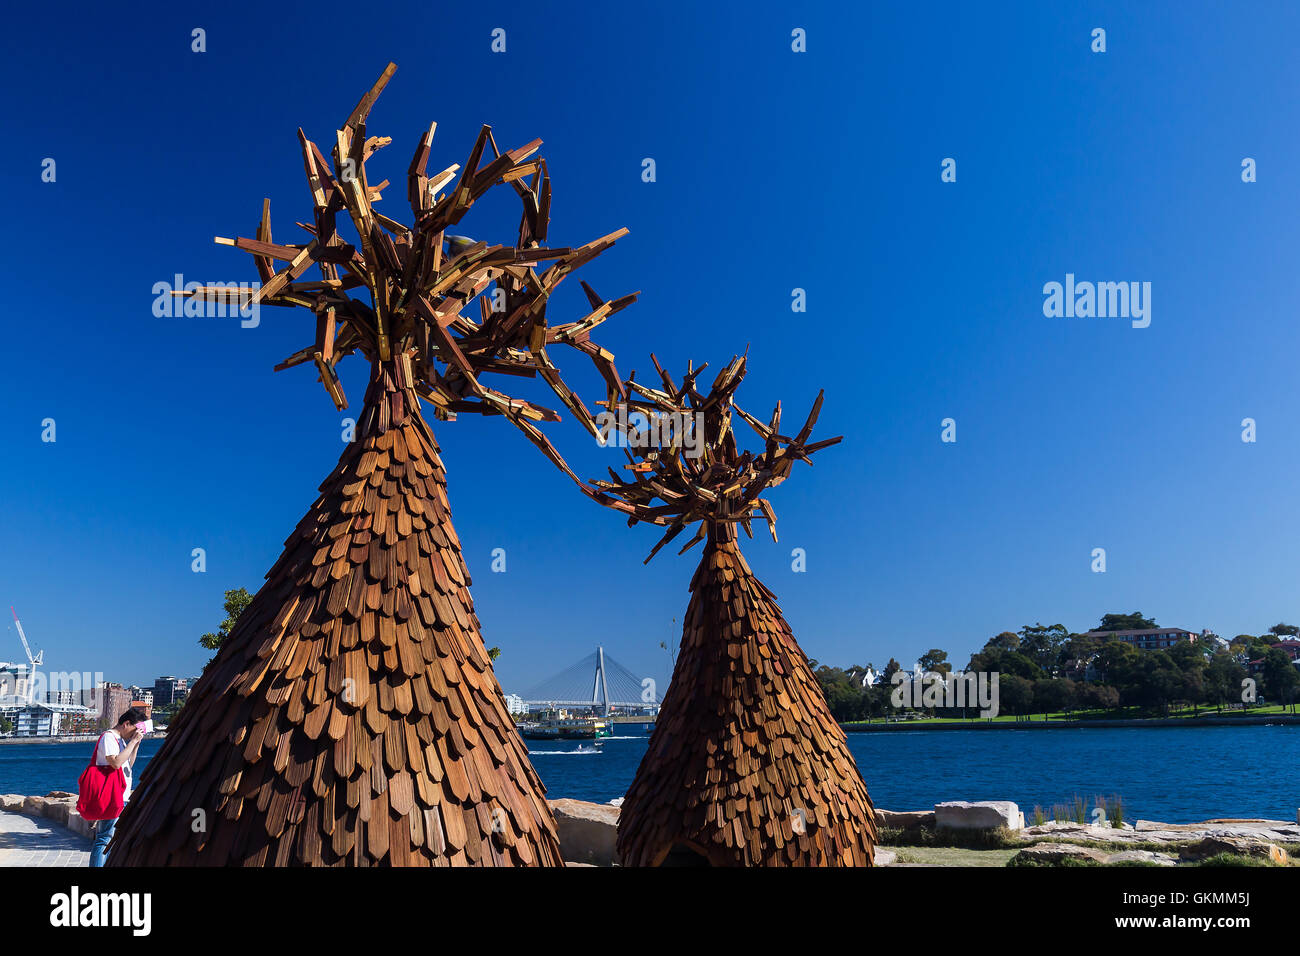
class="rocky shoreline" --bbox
[5,793,1296,866]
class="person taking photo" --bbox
[88,706,148,867]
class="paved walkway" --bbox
[0,810,90,866]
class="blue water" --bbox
[3,726,1295,823]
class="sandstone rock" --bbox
[65,810,95,839]
[42,799,73,826]
[0,794,26,812]
[935,800,1022,832]
[44,790,76,799]
[1024,819,1300,847]
[22,796,47,816]
[1180,837,1288,865]
[1012,842,1109,865]
[549,798,621,866]
[875,809,935,830]
[1200,818,1289,825]
[1106,850,1177,866]
[873,848,897,866]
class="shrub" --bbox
[1108,794,1125,829]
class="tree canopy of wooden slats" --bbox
[581,355,877,866]
[109,63,635,866]
[170,60,635,479]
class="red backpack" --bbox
[76,732,126,821]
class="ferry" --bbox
[559,717,610,740]
[519,716,610,740]
[518,720,560,740]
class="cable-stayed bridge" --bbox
[520,647,659,715]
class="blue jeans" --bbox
[90,815,118,867]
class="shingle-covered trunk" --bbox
[616,523,876,866]
[109,362,562,866]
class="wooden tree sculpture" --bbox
[108,63,636,867]
[580,354,877,866]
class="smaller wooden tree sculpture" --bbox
[580,354,877,866]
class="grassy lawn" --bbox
[843,703,1299,729]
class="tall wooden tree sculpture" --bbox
[109,63,636,867]
[582,354,876,866]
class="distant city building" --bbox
[45,689,78,705]
[841,665,879,688]
[126,686,154,709]
[1084,627,1202,651]
[153,676,187,707]
[100,682,132,727]
[130,699,152,718]
[61,708,100,734]
[0,661,33,703]
[504,694,527,715]
[0,701,95,737]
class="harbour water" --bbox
[2,725,1295,823]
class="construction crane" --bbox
[11,607,42,704]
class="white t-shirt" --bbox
[95,730,132,800]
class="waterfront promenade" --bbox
[0,810,88,866]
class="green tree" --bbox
[1267,622,1300,638]
[814,666,869,722]
[1205,652,1246,712]
[1019,623,1070,676]
[1092,639,1139,687]
[999,674,1035,718]
[1169,639,1208,714]
[1033,678,1076,717]
[917,649,951,676]
[200,588,254,651]
[1126,652,1183,715]
[968,635,1043,681]
[987,631,1021,651]
[1253,634,1280,649]
[1080,682,1120,713]
[1095,612,1157,632]
[0,716,12,734]
[1261,648,1300,713]
[1060,632,1103,679]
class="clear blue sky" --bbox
[2,1,1298,696]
